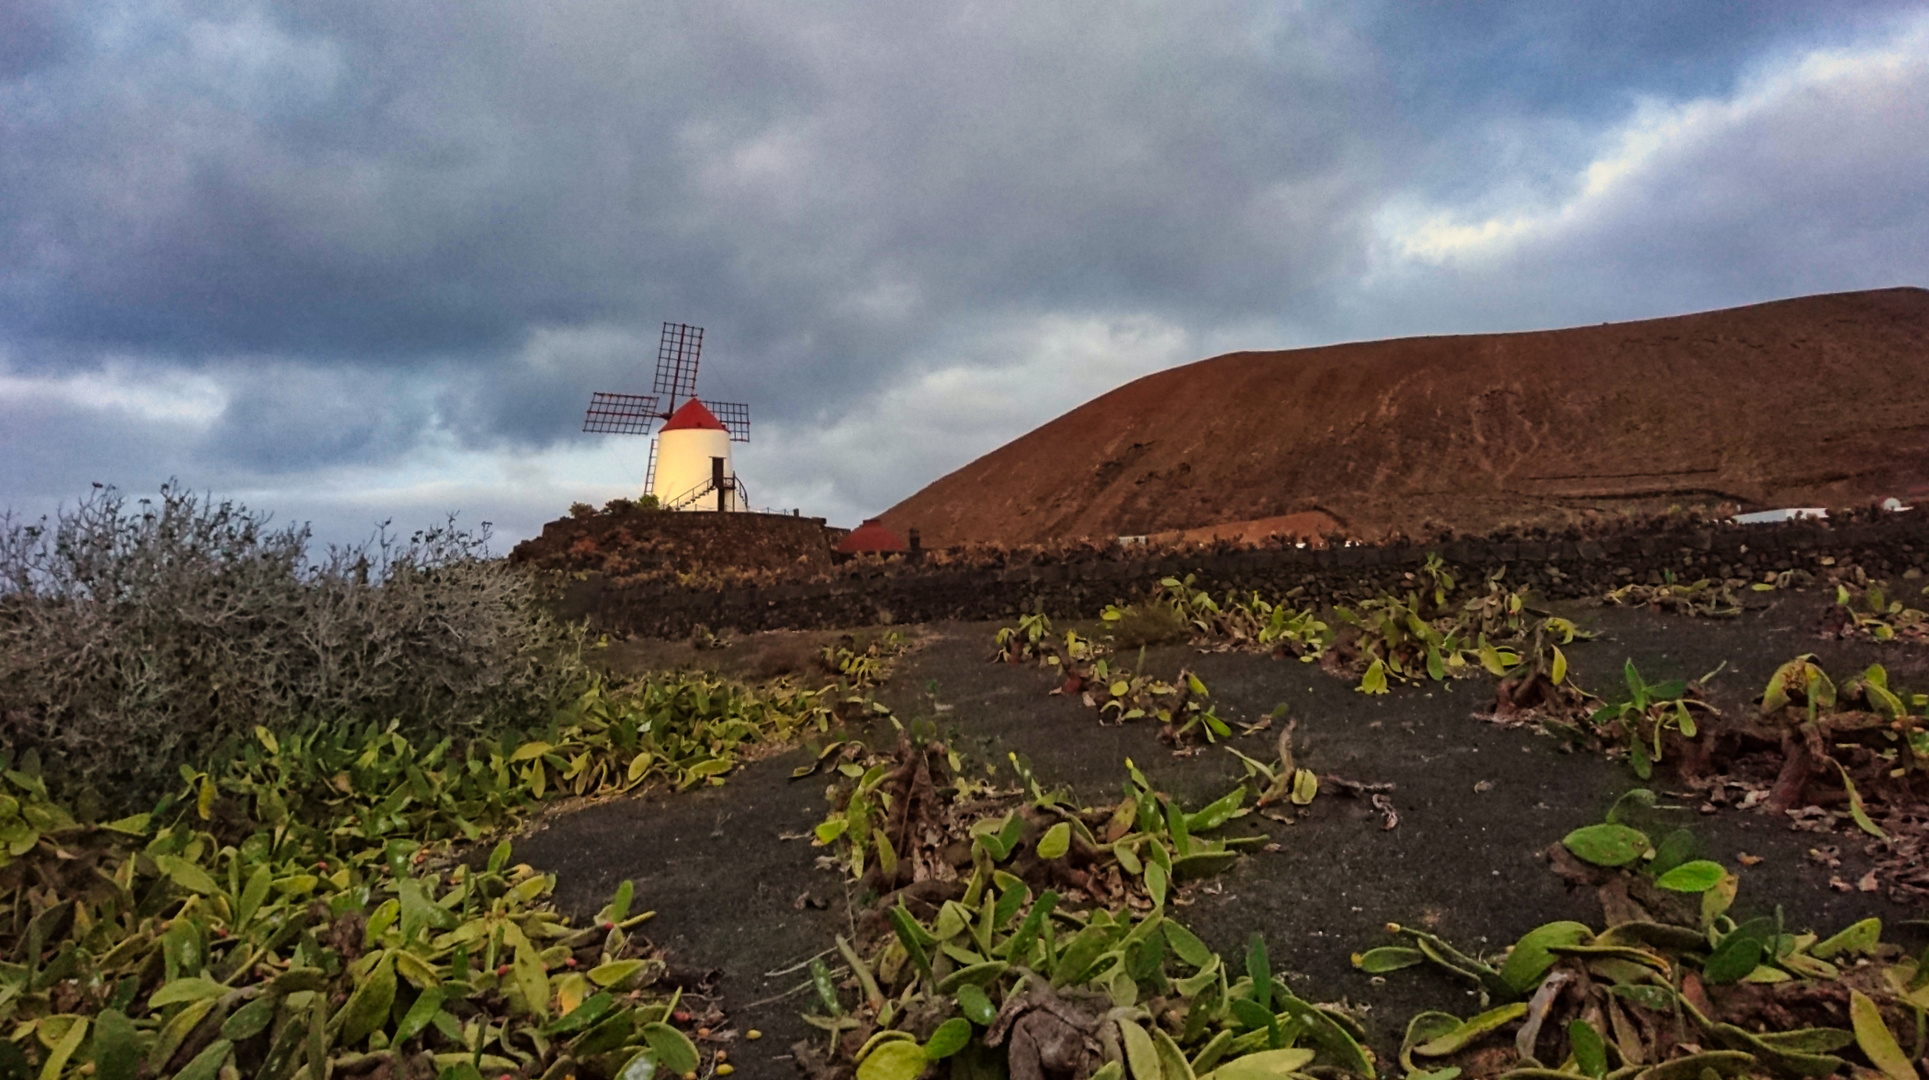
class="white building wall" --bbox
[651,428,736,511]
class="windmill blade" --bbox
[703,400,750,442]
[652,322,704,404]
[583,391,661,434]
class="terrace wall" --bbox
[562,512,1929,639]
[512,509,835,579]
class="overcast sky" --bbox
[4,1,1926,551]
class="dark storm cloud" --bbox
[3,1,1389,442]
[2,1,1927,536]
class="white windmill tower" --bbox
[582,323,752,511]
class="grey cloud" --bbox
[3,2,1392,429]
[199,362,432,471]
[0,369,460,550]
[0,394,190,511]
[4,1,1929,536]
[1344,30,1929,340]
[1343,1,1927,201]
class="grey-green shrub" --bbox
[1107,599,1191,650]
[0,482,588,806]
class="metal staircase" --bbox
[661,473,750,512]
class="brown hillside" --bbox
[878,287,1929,547]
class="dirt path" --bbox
[517,589,1926,1079]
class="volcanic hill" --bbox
[878,287,1929,547]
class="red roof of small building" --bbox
[660,398,728,432]
[836,519,909,554]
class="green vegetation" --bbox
[1606,571,1746,618]
[1333,566,1585,698]
[996,562,1929,837]
[810,563,1929,1078]
[993,612,1239,745]
[804,740,1364,1080]
[821,631,909,690]
[1103,601,1192,651]
[0,670,840,1080]
[1610,562,1929,641]
[992,613,1058,665]
[1828,582,1929,643]
[1749,655,1929,839]
[806,743,1929,1080]
[810,738,1270,907]
[1362,791,1929,1080]
[822,909,1372,1080]
[0,483,859,1080]
[1111,575,1332,659]
[994,558,1588,741]
[9,484,1923,1080]
[568,497,659,520]
[0,484,589,806]
[1579,662,1718,781]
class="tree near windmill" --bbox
[583,322,753,511]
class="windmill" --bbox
[583,323,753,511]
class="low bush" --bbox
[0,483,590,807]
[1106,601,1191,650]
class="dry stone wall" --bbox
[563,512,1929,639]
[511,508,834,579]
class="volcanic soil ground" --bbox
[517,590,1929,1080]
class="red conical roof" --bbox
[836,519,909,554]
[660,398,728,432]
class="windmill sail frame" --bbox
[582,391,662,435]
[703,400,751,443]
[652,322,704,404]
